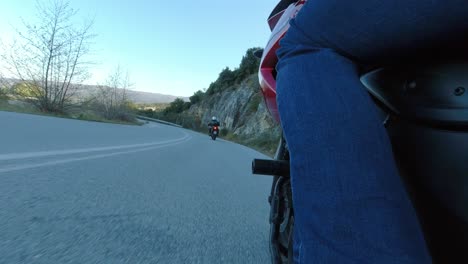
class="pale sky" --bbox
[0,0,273,96]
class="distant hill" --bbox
[1,79,188,104]
[126,89,188,104]
[76,84,188,104]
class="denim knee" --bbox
[277,21,331,72]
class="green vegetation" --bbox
[139,47,262,121]
[137,47,261,119]
[206,67,236,95]
[0,96,140,126]
[137,99,191,125]
[189,90,205,104]
[136,46,281,156]
[0,99,43,114]
[246,92,262,114]
[220,128,229,137]
[205,48,261,96]
[74,111,140,125]
[0,89,8,101]
[224,131,280,157]
[163,98,191,114]
[137,103,169,117]
[11,83,41,98]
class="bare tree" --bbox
[0,76,7,100]
[0,72,16,100]
[95,66,133,120]
[1,0,94,113]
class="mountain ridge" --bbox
[1,79,187,104]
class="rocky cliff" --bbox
[180,74,281,154]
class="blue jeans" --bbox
[276,1,468,263]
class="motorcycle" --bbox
[251,0,468,263]
[210,125,219,140]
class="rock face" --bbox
[184,74,281,139]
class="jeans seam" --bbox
[298,240,303,263]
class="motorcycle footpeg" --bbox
[252,159,290,177]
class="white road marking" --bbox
[0,135,192,174]
[0,132,190,161]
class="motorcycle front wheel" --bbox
[269,136,294,264]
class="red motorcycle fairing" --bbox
[258,1,306,123]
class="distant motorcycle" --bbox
[252,0,468,263]
[210,125,219,140]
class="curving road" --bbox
[0,111,272,264]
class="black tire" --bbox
[269,136,294,264]
[270,177,294,264]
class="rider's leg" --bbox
[278,49,431,264]
[276,0,468,263]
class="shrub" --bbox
[220,128,229,136]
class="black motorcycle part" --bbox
[261,136,293,264]
[362,62,468,262]
[361,62,468,127]
[255,61,468,264]
[252,159,290,177]
[269,176,294,264]
[387,118,468,263]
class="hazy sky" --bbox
[0,0,273,96]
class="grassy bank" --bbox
[223,131,280,157]
[0,99,141,126]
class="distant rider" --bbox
[208,116,220,136]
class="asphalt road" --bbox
[0,111,272,264]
